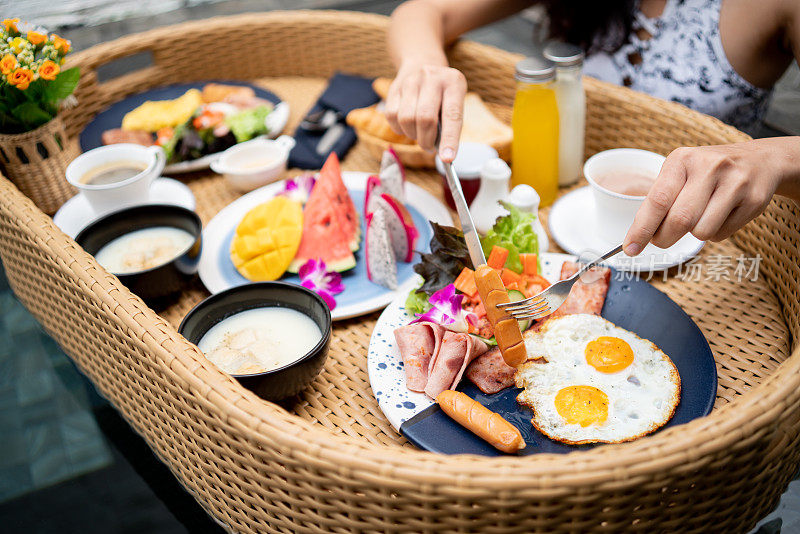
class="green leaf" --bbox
[413,223,472,296]
[42,67,80,104]
[405,289,432,316]
[480,201,539,273]
[11,101,52,129]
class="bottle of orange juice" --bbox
[511,56,559,206]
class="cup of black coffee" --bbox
[66,143,166,214]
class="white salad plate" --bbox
[53,177,196,239]
[548,186,704,272]
[367,252,574,431]
[163,101,291,174]
[198,171,452,321]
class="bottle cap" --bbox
[480,158,511,181]
[435,142,498,178]
[515,56,555,83]
[543,41,585,67]
[508,184,540,210]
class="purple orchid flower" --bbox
[298,258,345,310]
[410,284,478,333]
[278,174,316,203]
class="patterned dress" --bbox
[584,0,772,134]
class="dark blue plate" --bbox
[79,81,282,153]
[400,272,717,456]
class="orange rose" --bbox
[27,31,46,46]
[8,67,34,90]
[38,60,59,81]
[51,35,70,54]
[0,54,17,75]
[2,18,20,34]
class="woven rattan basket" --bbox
[1,11,799,533]
[0,115,78,215]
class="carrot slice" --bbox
[500,268,523,286]
[454,267,478,296]
[526,274,551,289]
[487,246,509,270]
[520,253,538,276]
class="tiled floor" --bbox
[0,265,111,503]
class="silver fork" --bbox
[499,245,624,320]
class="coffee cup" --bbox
[66,144,166,214]
[583,148,665,243]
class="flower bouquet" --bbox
[0,18,81,214]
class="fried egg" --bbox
[515,314,680,444]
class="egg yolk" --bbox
[585,336,634,373]
[554,385,609,427]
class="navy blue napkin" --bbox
[288,72,380,170]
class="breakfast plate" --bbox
[79,81,289,174]
[549,187,705,271]
[53,177,196,238]
[198,172,452,320]
[367,252,717,456]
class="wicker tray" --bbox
[1,11,799,533]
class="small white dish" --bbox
[163,101,291,174]
[210,135,296,192]
[548,186,704,272]
[53,177,196,239]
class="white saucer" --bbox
[53,177,196,238]
[548,186,704,272]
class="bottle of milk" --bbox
[544,41,586,187]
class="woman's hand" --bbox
[384,62,467,162]
[623,137,800,256]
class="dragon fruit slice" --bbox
[379,151,405,202]
[381,147,406,180]
[364,174,389,216]
[375,193,419,263]
[365,208,398,290]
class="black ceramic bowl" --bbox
[178,282,332,401]
[75,204,202,304]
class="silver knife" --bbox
[439,144,487,268]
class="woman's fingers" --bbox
[438,71,467,162]
[384,79,403,136]
[650,169,717,249]
[416,76,443,151]
[623,151,688,255]
[396,79,421,139]
[690,190,739,242]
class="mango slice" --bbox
[230,196,303,281]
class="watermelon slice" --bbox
[288,153,359,273]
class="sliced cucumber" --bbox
[506,289,532,332]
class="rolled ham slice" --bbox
[424,332,488,399]
[393,322,445,392]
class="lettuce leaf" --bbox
[225,105,271,143]
[480,201,539,273]
[413,223,472,296]
[405,289,432,316]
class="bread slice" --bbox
[461,93,512,160]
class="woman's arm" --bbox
[624,1,800,256]
[623,137,800,256]
[385,0,533,161]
